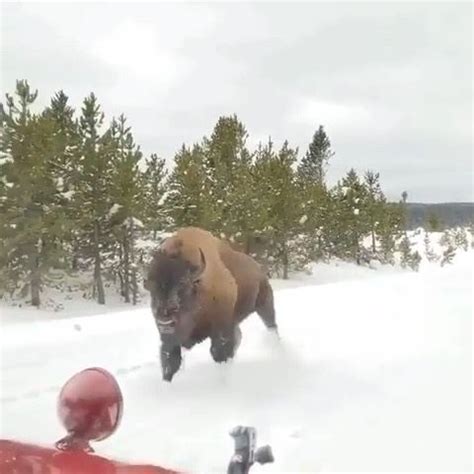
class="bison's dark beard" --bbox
[155,308,198,347]
[174,311,197,345]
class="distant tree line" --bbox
[404,203,474,231]
[1,80,413,307]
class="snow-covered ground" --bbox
[0,258,403,324]
[0,250,472,473]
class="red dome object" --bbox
[56,367,123,448]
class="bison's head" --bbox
[144,248,206,341]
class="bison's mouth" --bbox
[156,311,197,344]
[156,317,176,334]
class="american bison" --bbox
[144,227,278,381]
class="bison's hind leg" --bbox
[255,279,278,331]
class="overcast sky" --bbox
[1,1,472,202]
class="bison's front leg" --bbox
[160,332,182,382]
[210,324,241,363]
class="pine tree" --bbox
[105,114,146,304]
[453,227,468,251]
[297,125,334,186]
[42,90,81,270]
[256,140,305,278]
[297,181,331,262]
[296,127,334,263]
[74,93,111,304]
[331,169,370,263]
[243,139,276,261]
[439,229,453,248]
[440,244,456,267]
[425,211,442,232]
[202,115,253,238]
[364,170,386,254]
[0,81,37,298]
[423,232,438,262]
[399,235,421,271]
[376,203,403,265]
[224,148,265,253]
[43,90,80,186]
[165,143,216,229]
[143,153,167,239]
[204,115,250,171]
[0,81,67,305]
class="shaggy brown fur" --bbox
[145,227,277,379]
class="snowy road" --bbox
[0,257,472,473]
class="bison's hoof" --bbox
[162,370,174,382]
[162,363,178,382]
[270,326,280,336]
[210,345,232,363]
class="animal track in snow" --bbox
[0,360,157,404]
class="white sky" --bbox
[1,1,472,202]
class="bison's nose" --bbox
[166,304,179,316]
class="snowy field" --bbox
[0,251,472,473]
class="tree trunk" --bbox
[356,239,362,265]
[131,270,138,305]
[71,239,80,271]
[282,242,289,280]
[29,251,41,307]
[123,231,130,303]
[244,234,251,255]
[371,229,376,253]
[316,234,323,261]
[93,220,105,305]
[130,227,138,305]
[116,242,124,296]
[118,271,124,297]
